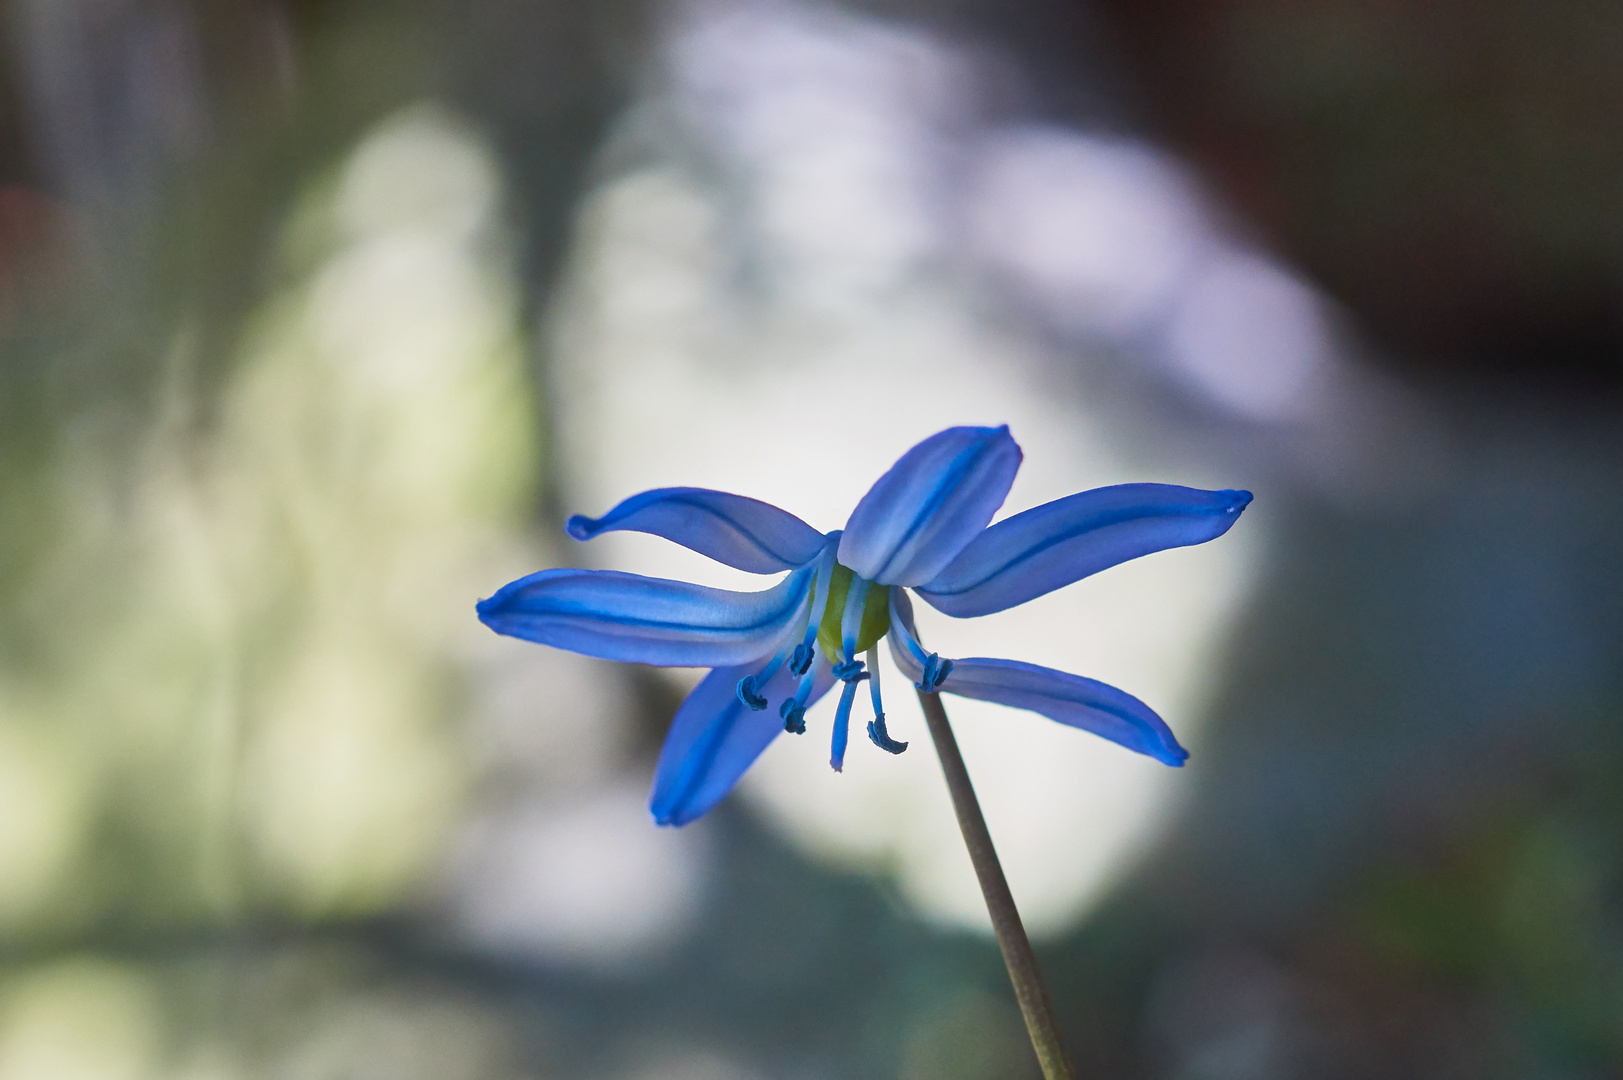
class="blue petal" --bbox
[652,654,836,826]
[885,593,1186,763]
[917,485,1253,617]
[839,426,1023,586]
[566,487,826,574]
[477,566,811,667]
[937,657,1188,765]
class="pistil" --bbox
[828,659,868,771]
[865,646,907,754]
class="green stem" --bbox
[916,687,1077,1080]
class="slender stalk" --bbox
[917,688,1077,1080]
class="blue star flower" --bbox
[477,426,1251,826]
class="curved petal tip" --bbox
[562,488,825,573]
[918,482,1255,618]
[474,566,813,667]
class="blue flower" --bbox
[477,426,1251,826]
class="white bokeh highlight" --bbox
[669,0,965,309]
[1162,249,1335,422]
[968,128,1212,340]
[447,783,710,968]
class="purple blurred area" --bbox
[0,1,1620,1078]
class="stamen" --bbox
[839,574,871,661]
[867,713,908,754]
[864,647,907,753]
[788,642,814,677]
[779,698,806,734]
[888,589,954,693]
[794,536,842,665]
[781,650,823,734]
[888,587,931,666]
[832,658,867,682]
[735,642,794,711]
[736,675,768,711]
[918,653,954,693]
[866,647,883,712]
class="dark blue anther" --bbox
[832,659,867,682]
[779,698,806,734]
[866,713,908,754]
[916,653,954,693]
[736,675,768,711]
[788,642,815,677]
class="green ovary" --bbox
[814,562,891,663]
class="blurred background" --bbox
[0,0,1621,1076]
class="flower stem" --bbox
[916,688,1077,1080]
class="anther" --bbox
[866,713,908,754]
[916,653,954,693]
[779,698,806,734]
[832,658,867,682]
[788,642,814,677]
[736,675,769,711]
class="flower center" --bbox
[815,561,889,662]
